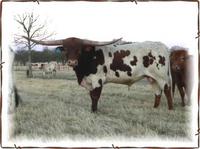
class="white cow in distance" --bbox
[41,62,57,78]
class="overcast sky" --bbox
[2,1,198,54]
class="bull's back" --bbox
[100,41,170,84]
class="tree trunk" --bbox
[28,41,33,78]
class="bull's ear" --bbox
[185,55,193,60]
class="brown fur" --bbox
[158,55,165,66]
[130,56,138,66]
[143,52,156,68]
[110,50,131,72]
[170,47,193,106]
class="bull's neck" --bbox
[73,49,105,85]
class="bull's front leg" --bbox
[177,84,185,106]
[89,86,102,112]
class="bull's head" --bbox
[23,36,122,67]
[170,49,189,72]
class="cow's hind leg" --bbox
[90,87,102,112]
[150,82,162,108]
[164,84,173,110]
[152,78,173,110]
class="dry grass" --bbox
[13,70,191,141]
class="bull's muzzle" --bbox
[67,60,78,67]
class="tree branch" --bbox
[30,24,45,39]
[14,12,55,46]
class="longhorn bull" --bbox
[23,36,173,112]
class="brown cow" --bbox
[170,46,193,106]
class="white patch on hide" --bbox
[80,74,106,91]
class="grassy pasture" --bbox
[13,70,191,140]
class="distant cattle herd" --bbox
[31,61,69,71]
[28,62,70,78]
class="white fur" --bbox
[42,62,56,78]
[83,41,171,94]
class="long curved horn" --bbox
[83,38,123,46]
[22,36,63,46]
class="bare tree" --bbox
[14,12,54,78]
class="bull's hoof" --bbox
[168,107,173,110]
[154,105,159,108]
[91,111,97,113]
[91,107,98,113]
[91,109,98,113]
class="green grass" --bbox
[13,70,191,140]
